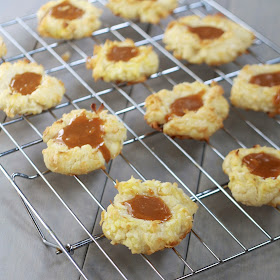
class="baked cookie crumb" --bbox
[231,64,280,116]
[0,59,65,118]
[37,0,102,39]
[163,14,254,65]
[86,39,159,84]
[0,36,7,58]
[100,177,198,254]
[107,0,177,24]
[223,145,280,207]
[145,81,229,141]
[42,105,127,175]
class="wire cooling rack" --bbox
[1,0,280,279]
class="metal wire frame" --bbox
[1,0,280,279]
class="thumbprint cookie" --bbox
[42,105,127,175]
[107,0,177,24]
[223,145,280,207]
[86,39,159,84]
[163,14,254,65]
[100,177,198,254]
[145,81,229,141]
[0,59,65,118]
[231,64,280,116]
[37,0,102,39]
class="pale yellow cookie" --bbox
[42,106,127,175]
[0,60,65,118]
[107,0,177,24]
[86,39,159,83]
[231,64,280,116]
[37,0,102,39]
[145,81,229,141]
[163,14,254,65]
[223,145,280,207]
[0,36,7,57]
[100,177,198,254]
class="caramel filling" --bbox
[10,72,42,95]
[55,114,111,162]
[107,46,139,62]
[50,1,84,20]
[249,71,280,87]
[165,90,204,121]
[188,26,224,40]
[242,152,280,179]
[123,195,172,221]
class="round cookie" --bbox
[86,39,159,84]
[0,59,65,118]
[107,0,177,24]
[144,81,229,141]
[37,0,102,39]
[0,36,7,58]
[42,106,127,175]
[223,145,280,207]
[231,64,280,116]
[163,14,255,65]
[100,177,198,254]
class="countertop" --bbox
[1,1,280,279]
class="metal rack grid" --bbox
[1,0,280,279]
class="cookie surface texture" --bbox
[100,177,198,254]
[145,81,229,141]
[42,108,127,175]
[231,64,280,116]
[0,60,65,118]
[163,14,254,65]
[37,0,102,39]
[86,39,159,83]
[107,0,177,24]
[223,145,280,206]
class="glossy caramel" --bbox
[10,72,42,95]
[188,26,224,40]
[50,1,84,20]
[169,90,204,117]
[249,71,280,87]
[107,46,139,62]
[124,195,172,221]
[55,114,111,162]
[242,152,280,179]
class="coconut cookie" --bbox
[100,177,198,255]
[145,81,229,141]
[223,145,280,207]
[0,36,7,58]
[107,0,177,24]
[231,64,280,116]
[37,0,102,39]
[163,14,254,65]
[0,60,65,118]
[86,39,159,83]
[42,105,127,175]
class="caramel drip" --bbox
[242,152,280,179]
[107,46,139,62]
[10,72,42,95]
[123,195,172,221]
[188,25,224,40]
[50,1,84,20]
[55,114,111,162]
[249,71,280,87]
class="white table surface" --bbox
[1,1,280,280]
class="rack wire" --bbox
[1,0,280,279]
